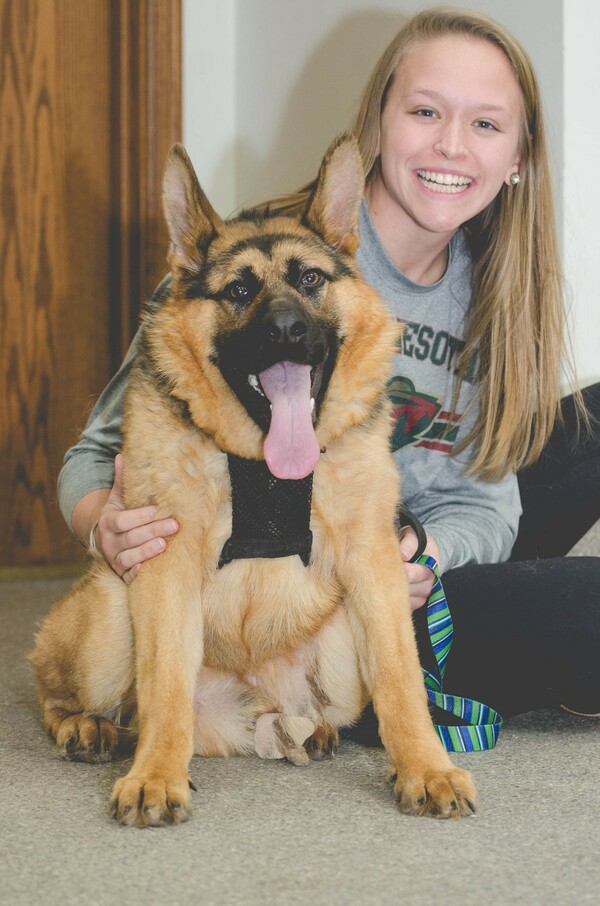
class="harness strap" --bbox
[218,455,313,568]
[416,552,503,752]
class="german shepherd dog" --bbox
[31,134,476,826]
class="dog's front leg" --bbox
[110,549,202,827]
[343,538,477,819]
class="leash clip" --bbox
[396,506,427,562]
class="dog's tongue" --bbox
[258,361,320,479]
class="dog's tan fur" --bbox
[31,134,476,826]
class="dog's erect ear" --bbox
[303,133,364,255]
[162,143,223,270]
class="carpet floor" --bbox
[1,523,598,905]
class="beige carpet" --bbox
[1,523,598,906]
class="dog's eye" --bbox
[227,282,250,302]
[300,270,323,288]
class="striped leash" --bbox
[416,553,503,752]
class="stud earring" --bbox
[510,172,520,186]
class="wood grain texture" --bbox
[111,0,182,363]
[0,0,181,567]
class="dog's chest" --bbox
[153,441,348,671]
[200,549,342,672]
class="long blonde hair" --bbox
[261,7,576,479]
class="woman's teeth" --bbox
[417,170,472,193]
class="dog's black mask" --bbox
[217,293,339,436]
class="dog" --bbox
[31,133,476,826]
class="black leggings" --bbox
[353,382,600,740]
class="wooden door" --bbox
[0,0,181,571]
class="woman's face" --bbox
[370,34,524,242]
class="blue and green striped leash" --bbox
[416,553,503,752]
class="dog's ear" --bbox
[303,133,364,255]
[162,143,223,270]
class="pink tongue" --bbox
[258,361,320,479]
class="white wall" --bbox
[183,0,236,215]
[563,0,600,389]
[183,0,598,387]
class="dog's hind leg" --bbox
[251,609,365,765]
[30,567,135,763]
[303,607,367,758]
[192,665,318,764]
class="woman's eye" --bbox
[475,119,498,131]
[300,270,323,288]
[414,108,436,118]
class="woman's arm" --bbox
[397,465,520,610]
[398,442,521,576]
[418,467,521,572]
[58,331,139,534]
[59,282,179,581]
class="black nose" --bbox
[264,302,308,345]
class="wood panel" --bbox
[0,0,181,568]
[111,0,182,363]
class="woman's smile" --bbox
[415,169,474,193]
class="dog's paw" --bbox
[55,713,119,763]
[110,773,192,828]
[304,726,339,760]
[393,766,477,819]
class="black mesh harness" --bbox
[217,456,428,570]
[218,454,314,568]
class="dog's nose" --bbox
[264,303,308,345]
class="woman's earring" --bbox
[510,172,520,186]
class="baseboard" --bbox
[0,563,86,581]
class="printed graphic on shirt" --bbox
[401,320,477,383]
[387,376,462,454]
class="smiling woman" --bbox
[348,9,564,483]
[368,34,523,272]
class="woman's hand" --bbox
[91,454,179,584]
[398,527,441,611]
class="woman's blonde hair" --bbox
[262,7,576,479]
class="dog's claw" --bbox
[110,774,192,828]
[55,713,119,764]
[394,766,477,820]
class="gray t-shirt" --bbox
[59,206,521,572]
[356,202,520,570]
